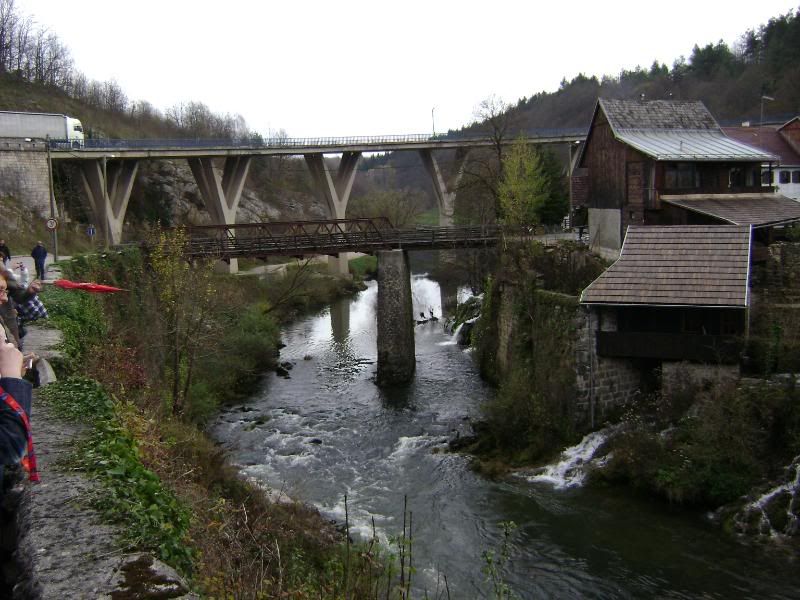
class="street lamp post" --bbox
[431,106,436,137]
[760,95,775,130]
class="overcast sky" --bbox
[15,0,798,138]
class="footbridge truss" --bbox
[180,218,525,260]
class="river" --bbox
[212,275,800,599]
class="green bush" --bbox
[601,380,800,507]
[41,287,107,369]
[348,254,377,281]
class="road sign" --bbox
[45,217,58,231]
[87,225,96,238]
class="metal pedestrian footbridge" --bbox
[180,218,534,260]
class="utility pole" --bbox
[45,138,58,261]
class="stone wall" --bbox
[661,362,740,396]
[494,280,516,377]
[575,306,647,429]
[0,140,51,216]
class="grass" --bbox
[349,254,377,280]
[415,209,440,226]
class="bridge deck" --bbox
[49,130,587,159]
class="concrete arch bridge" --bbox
[48,130,585,273]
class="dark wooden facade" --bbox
[575,101,768,248]
[597,305,744,363]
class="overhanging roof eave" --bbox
[651,154,777,161]
[580,300,748,308]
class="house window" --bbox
[664,163,698,189]
[780,171,790,184]
[762,170,774,185]
[793,171,800,184]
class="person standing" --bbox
[0,240,10,267]
[30,241,47,280]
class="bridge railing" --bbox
[48,128,587,151]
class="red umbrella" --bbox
[53,279,126,293]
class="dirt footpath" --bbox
[6,324,197,599]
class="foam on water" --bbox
[389,435,434,461]
[525,427,616,489]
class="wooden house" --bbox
[576,225,750,419]
[572,99,778,257]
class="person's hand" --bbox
[0,339,24,378]
[27,280,42,294]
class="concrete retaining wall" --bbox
[0,140,51,216]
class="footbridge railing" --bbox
[180,218,518,259]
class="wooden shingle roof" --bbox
[592,99,776,162]
[662,193,800,227]
[580,225,751,307]
[600,99,719,130]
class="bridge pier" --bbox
[79,158,139,246]
[419,148,468,227]
[188,156,252,273]
[305,151,361,276]
[376,250,415,386]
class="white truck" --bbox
[0,110,84,147]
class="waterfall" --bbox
[734,455,800,537]
[522,426,617,489]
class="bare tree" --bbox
[11,14,31,75]
[102,78,128,112]
[459,94,511,223]
[0,0,18,73]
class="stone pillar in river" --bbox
[376,250,415,385]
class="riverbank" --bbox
[5,242,388,597]
[2,324,196,598]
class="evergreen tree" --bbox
[498,138,569,226]
[498,137,548,226]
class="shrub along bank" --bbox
[597,376,800,509]
[38,240,405,598]
[459,240,606,473]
